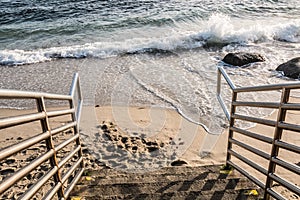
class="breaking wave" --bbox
[1,14,300,66]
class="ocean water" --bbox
[1,0,300,134]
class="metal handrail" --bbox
[0,73,84,199]
[217,66,300,200]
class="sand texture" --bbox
[0,103,299,199]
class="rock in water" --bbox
[276,57,300,79]
[222,52,265,66]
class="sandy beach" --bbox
[1,100,299,199]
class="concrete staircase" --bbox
[69,165,263,200]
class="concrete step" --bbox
[69,165,263,199]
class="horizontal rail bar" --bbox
[234,82,300,93]
[0,131,49,160]
[43,182,63,200]
[278,122,300,132]
[57,146,81,169]
[0,89,72,100]
[217,66,300,93]
[230,126,273,144]
[269,174,300,196]
[229,138,270,160]
[19,167,58,200]
[64,167,85,199]
[55,134,80,152]
[0,112,46,129]
[232,114,276,127]
[228,149,268,175]
[61,157,83,184]
[232,101,280,109]
[51,121,77,136]
[275,141,300,154]
[0,150,54,194]
[227,160,265,189]
[266,188,286,200]
[47,108,75,118]
[272,158,300,175]
[281,103,300,110]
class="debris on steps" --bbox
[69,165,263,200]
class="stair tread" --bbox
[70,165,264,199]
[73,189,263,200]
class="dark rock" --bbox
[276,57,300,79]
[222,52,265,66]
[132,146,138,151]
[4,159,16,165]
[82,148,89,154]
[121,137,128,144]
[0,168,15,175]
[26,155,36,162]
[147,146,159,152]
[101,124,108,130]
[16,137,23,140]
[146,141,158,146]
[35,172,44,179]
[171,159,189,166]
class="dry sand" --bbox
[0,101,299,199]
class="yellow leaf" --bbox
[220,165,233,174]
[244,189,259,196]
[71,197,81,200]
[85,176,92,181]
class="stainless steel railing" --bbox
[217,66,300,200]
[0,73,84,199]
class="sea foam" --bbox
[1,14,299,66]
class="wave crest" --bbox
[1,14,300,66]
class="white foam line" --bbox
[128,69,221,135]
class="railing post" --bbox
[69,73,84,169]
[36,97,64,199]
[226,91,238,164]
[264,88,290,200]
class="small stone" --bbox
[5,159,16,165]
[101,124,108,130]
[82,148,89,154]
[17,137,23,140]
[132,146,138,151]
[147,146,159,152]
[121,137,128,144]
[35,172,44,180]
[0,168,15,175]
[171,159,188,166]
